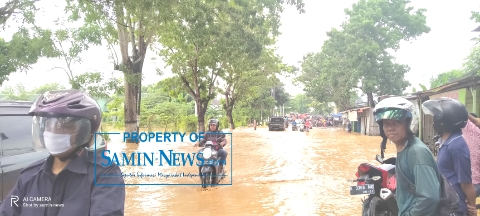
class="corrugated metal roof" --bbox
[473,25,480,32]
[413,75,480,97]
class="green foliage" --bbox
[287,94,313,114]
[0,83,30,100]
[429,69,466,89]
[31,82,65,94]
[463,45,480,76]
[296,0,430,109]
[0,27,56,86]
[0,0,40,27]
[102,82,199,131]
[70,72,123,99]
[154,0,304,131]
[0,82,64,100]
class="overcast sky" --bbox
[1,0,479,97]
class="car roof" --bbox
[0,100,34,108]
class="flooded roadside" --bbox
[105,127,396,215]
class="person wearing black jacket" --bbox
[197,119,228,172]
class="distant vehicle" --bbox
[0,100,107,203]
[294,119,305,132]
[268,117,285,131]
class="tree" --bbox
[341,0,430,106]
[0,82,65,100]
[298,0,430,109]
[288,94,312,114]
[0,0,40,27]
[31,82,65,94]
[0,28,56,86]
[0,83,30,100]
[296,51,357,111]
[157,0,304,132]
[67,0,178,141]
[429,69,466,89]
[463,45,480,76]
[221,49,287,129]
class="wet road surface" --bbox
[106,126,397,215]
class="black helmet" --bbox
[421,97,468,133]
[208,119,220,130]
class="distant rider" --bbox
[197,119,228,172]
[305,120,311,131]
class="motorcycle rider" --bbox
[197,119,228,173]
[373,97,441,216]
[422,98,477,216]
[305,119,311,132]
[0,90,125,216]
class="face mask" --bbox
[43,131,73,155]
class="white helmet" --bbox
[373,97,419,135]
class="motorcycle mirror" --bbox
[371,176,381,181]
[375,155,383,163]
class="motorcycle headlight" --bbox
[203,148,212,159]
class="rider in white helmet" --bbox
[373,97,441,216]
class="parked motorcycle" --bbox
[198,139,226,188]
[350,154,398,216]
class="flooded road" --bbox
[107,126,397,215]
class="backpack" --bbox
[397,141,460,216]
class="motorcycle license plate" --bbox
[350,184,375,195]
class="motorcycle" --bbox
[292,123,298,131]
[350,154,398,216]
[297,122,305,132]
[198,139,226,188]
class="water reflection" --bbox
[104,126,396,215]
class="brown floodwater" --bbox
[106,126,397,215]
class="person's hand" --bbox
[467,204,477,216]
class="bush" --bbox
[220,116,229,129]
[180,115,197,132]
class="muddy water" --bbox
[106,127,397,215]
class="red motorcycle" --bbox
[350,155,398,216]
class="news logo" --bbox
[94,131,233,186]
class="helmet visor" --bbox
[421,100,445,121]
[32,116,92,154]
[374,108,410,122]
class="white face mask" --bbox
[43,131,73,155]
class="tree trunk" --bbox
[367,92,375,107]
[224,86,235,130]
[123,76,138,143]
[226,108,234,129]
[114,5,151,144]
[195,98,206,132]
